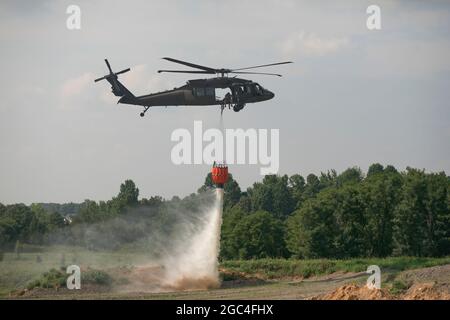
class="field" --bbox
[1,246,450,299]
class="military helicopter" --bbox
[94,57,292,117]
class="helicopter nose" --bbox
[267,90,275,99]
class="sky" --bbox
[0,0,449,204]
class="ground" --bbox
[1,248,450,300]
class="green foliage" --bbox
[27,268,66,290]
[284,165,450,259]
[37,202,81,216]
[1,165,449,261]
[26,268,112,291]
[363,170,402,256]
[221,210,286,259]
[82,269,112,286]
[247,175,294,219]
[389,279,411,295]
[117,179,140,207]
[394,169,450,256]
[221,256,450,279]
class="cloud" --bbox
[282,31,350,56]
[60,72,95,99]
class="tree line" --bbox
[0,164,449,259]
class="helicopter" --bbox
[94,57,292,117]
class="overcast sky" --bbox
[0,0,449,204]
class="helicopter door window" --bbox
[205,87,215,96]
[193,87,205,97]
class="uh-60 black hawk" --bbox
[94,57,292,117]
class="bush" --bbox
[389,280,411,295]
[82,269,112,286]
[27,268,66,290]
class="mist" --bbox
[33,188,225,293]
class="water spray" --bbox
[157,162,229,291]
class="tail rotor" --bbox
[94,59,134,98]
[94,59,130,83]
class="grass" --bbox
[389,279,412,295]
[221,256,450,279]
[0,246,145,297]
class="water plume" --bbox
[161,188,224,290]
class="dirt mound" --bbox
[403,282,450,300]
[312,284,395,300]
[399,264,450,284]
[314,282,450,300]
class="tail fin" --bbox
[94,59,136,100]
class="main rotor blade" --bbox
[157,69,214,74]
[115,68,130,75]
[162,57,216,73]
[231,71,283,77]
[232,61,293,71]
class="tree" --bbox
[286,185,369,259]
[286,190,339,258]
[1,204,35,243]
[394,169,450,256]
[140,196,164,208]
[304,173,321,198]
[247,175,294,219]
[220,207,244,259]
[367,163,384,177]
[231,194,252,214]
[333,185,368,258]
[118,179,139,207]
[74,200,105,223]
[289,174,305,208]
[319,170,338,189]
[226,211,286,259]
[363,170,402,256]
[336,167,363,186]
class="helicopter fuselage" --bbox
[119,77,274,107]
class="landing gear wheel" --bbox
[233,104,245,112]
[140,106,150,118]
